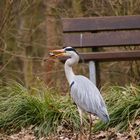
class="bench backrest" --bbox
[61,15,140,86]
[62,15,140,62]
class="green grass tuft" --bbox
[0,82,139,137]
[0,82,87,136]
[95,85,140,135]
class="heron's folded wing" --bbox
[70,75,109,122]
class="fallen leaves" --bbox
[0,127,36,140]
[0,118,140,140]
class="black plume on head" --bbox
[64,46,79,55]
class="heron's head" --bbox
[49,46,79,58]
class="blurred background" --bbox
[0,0,140,91]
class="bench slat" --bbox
[62,15,140,32]
[60,50,140,62]
[64,31,140,48]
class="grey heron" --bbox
[49,47,109,139]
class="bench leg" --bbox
[89,61,101,88]
[89,61,96,85]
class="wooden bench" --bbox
[61,15,140,87]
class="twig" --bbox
[128,120,136,140]
[0,55,14,73]
[0,47,43,60]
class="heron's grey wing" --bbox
[70,75,109,122]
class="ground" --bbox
[0,127,138,140]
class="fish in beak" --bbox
[49,49,66,57]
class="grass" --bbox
[95,85,140,135]
[0,82,140,137]
[0,82,87,137]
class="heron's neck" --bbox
[64,57,78,85]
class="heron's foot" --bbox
[88,133,92,140]
[79,132,87,140]
[75,131,92,140]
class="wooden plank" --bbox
[59,50,140,62]
[63,31,140,48]
[62,15,140,32]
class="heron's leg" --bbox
[77,107,83,127]
[88,114,93,140]
[77,107,83,139]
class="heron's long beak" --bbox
[49,49,66,57]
